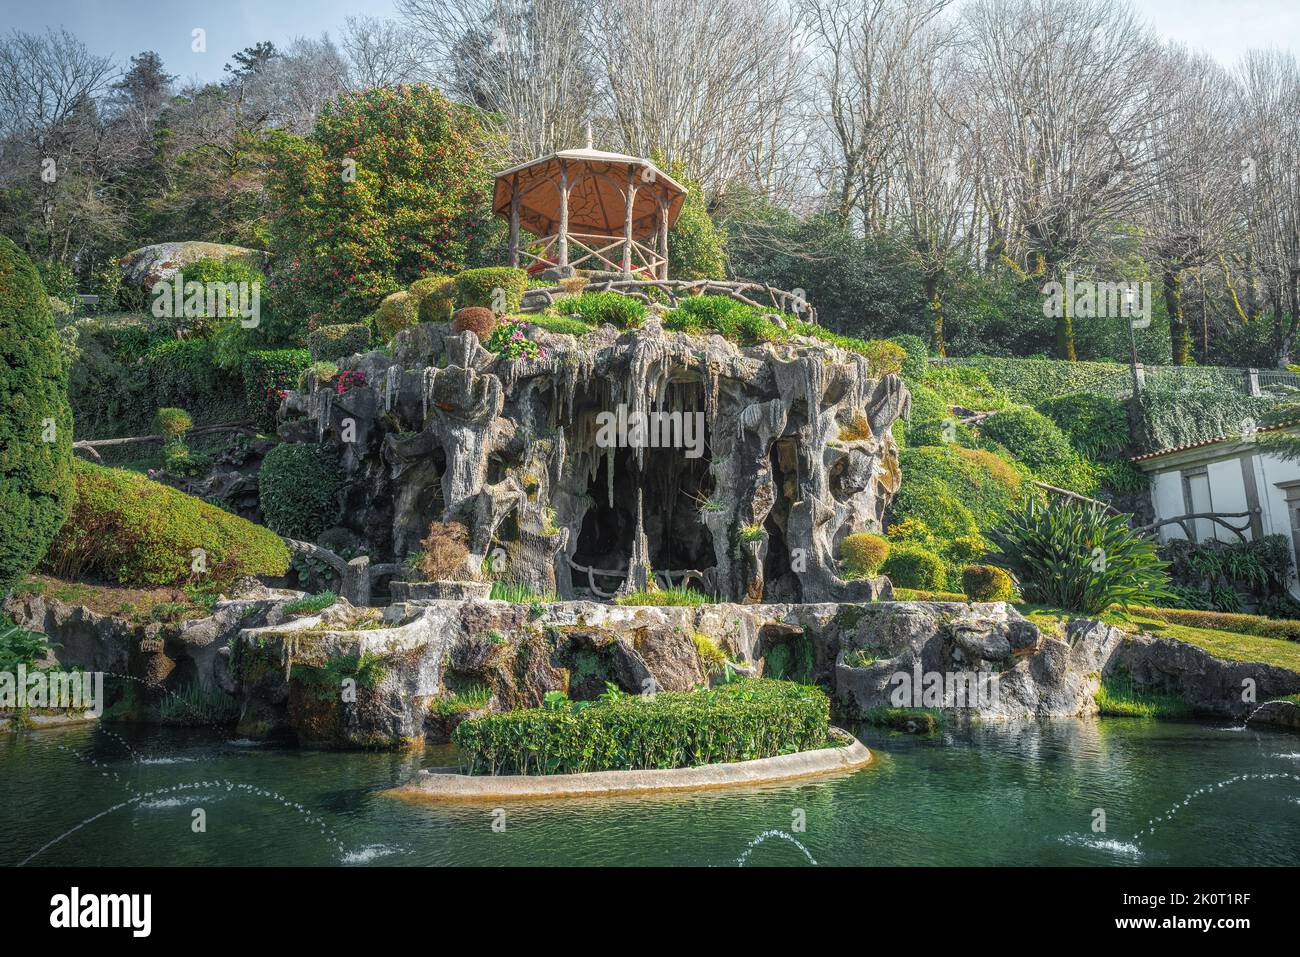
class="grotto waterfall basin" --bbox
[4,719,1299,866]
[388,728,872,802]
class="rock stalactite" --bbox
[280,318,909,602]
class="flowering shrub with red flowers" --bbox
[485,320,546,362]
[334,369,368,394]
[265,84,495,334]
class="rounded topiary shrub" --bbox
[880,543,946,590]
[374,290,419,341]
[409,275,456,323]
[839,532,890,578]
[0,238,74,592]
[307,323,370,362]
[155,407,193,441]
[454,267,528,313]
[962,564,1014,602]
[44,459,289,587]
[258,443,344,541]
[451,306,498,341]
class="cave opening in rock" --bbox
[570,388,717,596]
[763,438,803,603]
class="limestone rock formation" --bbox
[279,318,910,603]
[1114,633,1300,718]
[11,589,1300,748]
[119,241,270,290]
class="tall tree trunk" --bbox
[1165,266,1190,365]
[925,272,945,357]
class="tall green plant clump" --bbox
[0,238,74,591]
[985,498,1173,615]
[453,679,829,776]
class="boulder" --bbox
[1113,633,1300,718]
[119,241,269,290]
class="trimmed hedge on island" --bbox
[44,459,290,587]
[452,679,831,776]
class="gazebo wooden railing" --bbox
[521,230,666,278]
[494,140,685,281]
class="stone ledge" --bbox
[1246,699,1300,731]
[388,727,871,802]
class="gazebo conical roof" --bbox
[492,148,687,239]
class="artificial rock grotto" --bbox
[280,316,911,604]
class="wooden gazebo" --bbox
[492,139,687,279]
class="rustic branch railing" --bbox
[1135,510,1258,543]
[522,278,817,325]
[284,538,402,606]
[1030,480,1123,515]
[72,421,257,463]
[568,560,708,599]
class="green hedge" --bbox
[242,349,312,430]
[1130,606,1300,642]
[452,679,831,775]
[980,407,1094,493]
[44,459,290,587]
[258,443,343,540]
[0,238,74,591]
[307,323,371,361]
[454,267,528,313]
[934,357,1137,402]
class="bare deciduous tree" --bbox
[958,0,1175,358]
[341,15,430,89]
[398,0,594,161]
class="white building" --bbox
[1132,424,1300,597]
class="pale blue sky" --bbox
[2,0,1296,82]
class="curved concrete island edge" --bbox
[389,728,872,802]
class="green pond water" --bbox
[3,719,1298,866]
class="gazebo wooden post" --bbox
[507,174,521,268]
[656,197,670,279]
[557,162,570,269]
[621,166,638,277]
